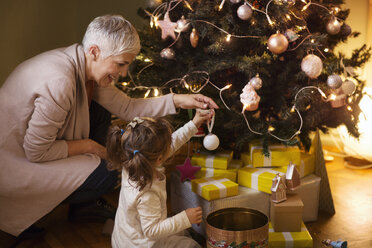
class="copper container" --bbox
[206,207,269,248]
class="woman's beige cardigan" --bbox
[0,44,177,236]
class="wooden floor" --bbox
[1,151,372,248]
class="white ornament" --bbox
[230,0,241,3]
[327,74,343,89]
[301,54,323,79]
[203,133,220,151]
[237,4,253,20]
[160,48,175,59]
[326,18,341,35]
[341,79,356,95]
[268,33,289,54]
[249,74,263,90]
[284,29,299,42]
[202,110,219,151]
[240,84,260,112]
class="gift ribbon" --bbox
[205,155,215,168]
[250,145,284,167]
[197,178,230,198]
[269,226,309,248]
[250,168,285,190]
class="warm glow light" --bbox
[185,83,190,90]
[154,16,159,28]
[144,58,152,62]
[184,1,193,11]
[219,0,226,11]
[268,126,275,132]
[154,88,159,96]
[150,18,154,28]
[324,48,329,52]
[144,89,151,98]
[286,14,291,20]
[329,94,337,100]
[121,82,129,86]
[311,39,315,43]
[226,34,231,42]
[290,106,296,113]
[222,84,232,90]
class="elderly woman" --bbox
[0,15,218,240]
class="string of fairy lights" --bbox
[119,0,359,142]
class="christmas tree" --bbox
[118,0,371,153]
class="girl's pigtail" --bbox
[106,125,126,170]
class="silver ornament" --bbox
[249,74,263,90]
[327,74,343,89]
[341,79,356,95]
[237,4,253,20]
[160,48,175,59]
[326,18,341,35]
[268,33,289,54]
[283,0,296,6]
[301,54,323,79]
[230,0,241,3]
[176,16,189,33]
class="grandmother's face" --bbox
[93,52,136,87]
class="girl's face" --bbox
[90,51,136,87]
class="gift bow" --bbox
[127,117,144,128]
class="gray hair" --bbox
[82,15,141,58]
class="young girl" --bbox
[106,111,212,248]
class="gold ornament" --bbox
[190,28,199,48]
[268,33,288,54]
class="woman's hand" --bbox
[67,139,107,159]
[185,206,203,224]
[173,94,219,110]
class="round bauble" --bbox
[176,16,189,32]
[230,0,241,3]
[237,4,253,20]
[340,24,352,36]
[341,79,356,95]
[283,0,296,6]
[327,74,343,89]
[284,29,299,42]
[326,18,341,35]
[249,75,263,90]
[160,48,175,59]
[268,33,289,54]
[190,28,199,48]
[203,133,220,151]
[301,54,323,79]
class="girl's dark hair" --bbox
[106,117,173,191]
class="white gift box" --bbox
[170,172,270,237]
[290,174,321,222]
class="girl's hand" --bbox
[192,109,214,128]
[185,206,203,224]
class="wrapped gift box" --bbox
[297,152,315,178]
[291,174,321,222]
[191,150,233,170]
[195,167,237,182]
[237,166,287,194]
[191,176,238,201]
[269,222,313,248]
[170,172,270,237]
[250,142,301,168]
[270,194,304,232]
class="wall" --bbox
[0,0,146,85]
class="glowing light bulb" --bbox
[286,14,291,20]
[226,34,231,42]
[329,94,337,100]
[144,89,151,98]
[268,126,275,132]
[324,48,329,52]
[144,58,152,62]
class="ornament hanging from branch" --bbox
[240,84,260,112]
[176,16,189,33]
[157,11,177,40]
[268,33,289,54]
[301,54,323,79]
[249,74,263,90]
[341,79,356,96]
[237,4,253,20]
[327,74,343,89]
[326,17,342,35]
[160,47,175,59]
[190,28,199,48]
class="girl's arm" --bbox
[137,190,191,239]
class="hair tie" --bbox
[133,150,139,155]
[120,129,125,135]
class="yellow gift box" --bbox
[296,152,315,178]
[195,168,237,182]
[191,150,233,170]
[191,176,238,201]
[269,222,313,248]
[250,142,301,168]
[237,166,287,194]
